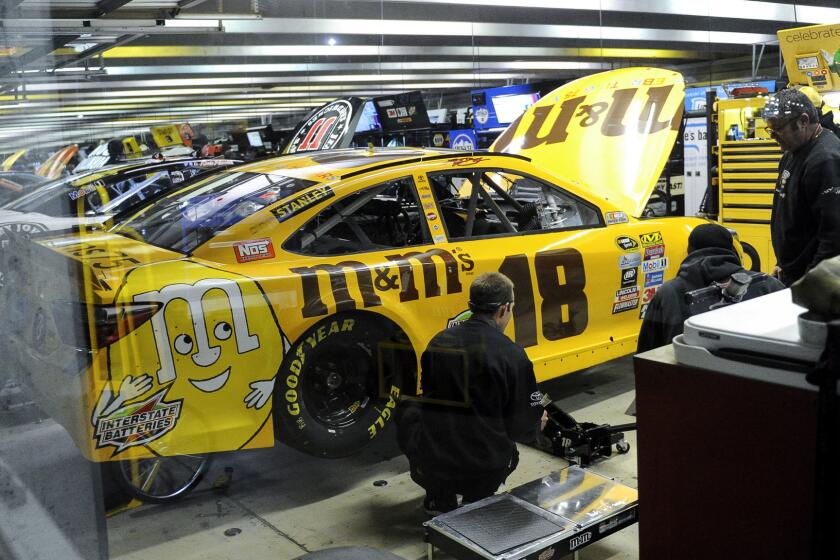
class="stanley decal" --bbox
[273,185,335,223]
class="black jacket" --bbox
[637,247,785,353]
[416,316,543,477]
[820,110,840,140]
[771,130,840,286]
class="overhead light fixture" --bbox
[172,13,262,20]
[327,37,337,46]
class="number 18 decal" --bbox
[499,248,588,348]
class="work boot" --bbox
[423,495,457,518]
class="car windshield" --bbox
[116,171,318,254]
[4,166,133,214]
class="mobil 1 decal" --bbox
[291,247,589,349]
[641,257,668,274]
[283,97,364,154]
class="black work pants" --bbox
[412,448,519,512]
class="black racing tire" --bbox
[115,452,212,504]
[740,241,761,272]
[274,311,415,458]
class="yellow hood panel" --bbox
[491,67,685,217]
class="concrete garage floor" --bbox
[107,356,639,560]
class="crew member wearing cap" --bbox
[765,88,840,286]
[637,223,784,352]
[411,272,547,516]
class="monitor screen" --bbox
[246,131,263,147]
[797,55,820,71]
[492,92,541,125]
[354,100,382,132]
[427,108,448,124]
[471,84,539,130]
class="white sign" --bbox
[683,117,708,216]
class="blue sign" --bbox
[449,129,477,150]
[684,80,776,112]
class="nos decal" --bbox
[233,238,275,263]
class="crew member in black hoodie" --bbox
[766,88,840,286]
[411,272,546,516]
[637,223,784,353]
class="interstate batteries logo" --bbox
[286,100,354,153]
[94,389,182,452]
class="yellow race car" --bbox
[4,68,710,478]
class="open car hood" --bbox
[491,67,684,218]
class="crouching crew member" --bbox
[406,272,547,516]
[637,223,784,353]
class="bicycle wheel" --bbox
[117,452,212,504]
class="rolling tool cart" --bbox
[424,465,638,560]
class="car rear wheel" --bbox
[273,311,414,458]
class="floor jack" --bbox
[544,400,636,467]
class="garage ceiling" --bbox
[0,0,838,152]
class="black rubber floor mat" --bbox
[440,497,565,555]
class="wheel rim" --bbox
[302,341,376,429]
[120,453,208,501]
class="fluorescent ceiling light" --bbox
[101,45,704,59]
[103,61,612,75]
[221,18,778,45]
[13,74,516,92]
[380,0,838,23]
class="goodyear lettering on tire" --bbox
[284,318,355,418]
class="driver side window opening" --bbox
[284,176,429,256]
[427,169,601,241]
